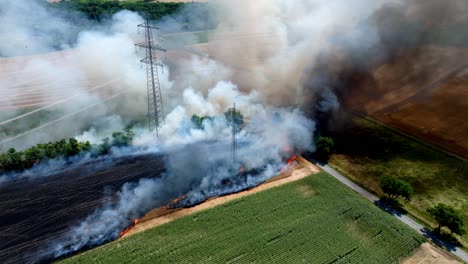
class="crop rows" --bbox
[62,172,425,264]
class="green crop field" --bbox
[328,112,468,247]
[60,172,424,264]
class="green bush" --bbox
[380,176,413,201]
[224,109,244,132]
[315,135,335,160]
[191,115,213,129]
[428,204,465,235]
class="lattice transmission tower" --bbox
[226,103,238,166]
[136,21,166,136]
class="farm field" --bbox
[328,112,468,248]
[162,31,212,49]
[60,172,424,263]
[0,154,166,264]
[344,45,468,158]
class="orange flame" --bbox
[280,155,297,173]
[163,195,188,209]
[118,218,139,238]
[287,155,297,166]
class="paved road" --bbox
[318,164,468,263]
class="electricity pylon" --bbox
[136,20,166,136]
[226,103,238,166]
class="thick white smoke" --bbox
[0,2,154,150]
[168,0,397,108]
[50,81,316,258]
[4,0,437,261]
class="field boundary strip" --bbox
[344,108,468,162]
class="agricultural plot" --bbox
[328,113,468,247]
[61,172,424,263]
[0,154,166,264]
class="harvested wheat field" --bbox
[344,45,468,158]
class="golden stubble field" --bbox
[344,45,468,158]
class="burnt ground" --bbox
[0,153,166,264]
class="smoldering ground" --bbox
[1,0,465,262]
[47,83,316,260]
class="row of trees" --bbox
[0,128,135,173]
[379,176,464,236]
[0,139,91,172]
[51,0,191,21]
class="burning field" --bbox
[0,0,466,263]
[123,156,315,238]
[0,154,166,263]
[0,146,300,263]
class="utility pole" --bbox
[227,103,238,166]
[136,20,166,136]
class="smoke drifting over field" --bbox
[1,0,466,262]
[0,1,153,149]
[167,0,467,113]
[49,78,315,258]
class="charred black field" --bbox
[0,154,166,264]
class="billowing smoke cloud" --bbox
[2,0,466,150]
[0,1,82,56]
[168,0,467,118]
[3,0,464,262]
[167,0,392,108]
[0,2,154,150]
[49,81,315,259]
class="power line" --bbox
[0,91,127,146]
[0,79,120,126]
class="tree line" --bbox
[0,128,135,173]
[48,0,219,31]
[51,0,184,21]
